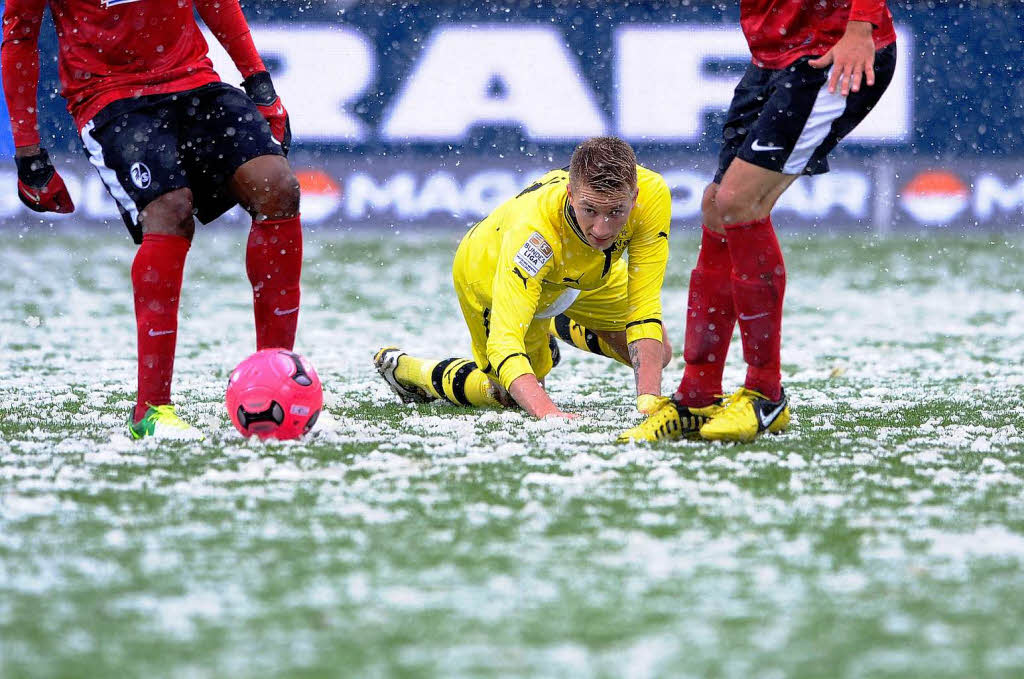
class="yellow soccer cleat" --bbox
[617,396,724,443]
[699,386,789,442]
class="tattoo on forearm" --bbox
[628,341,641,389]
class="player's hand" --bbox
[808,20,876,96]
[636,394,669,415]
[542,410,578,420]
[243,71,292,155]
[15,148,75,214]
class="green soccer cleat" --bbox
[699,386,789,443]
[128,404,205,441]
[617,396,724,443]
[373,346,435,404]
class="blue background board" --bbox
[0,1,16,157]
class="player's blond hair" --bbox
[569,136,638,195]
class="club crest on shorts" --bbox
[130,162,151,189]
[513,232,553,277]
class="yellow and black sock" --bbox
[550,314,629,366]
[395,354,499,407]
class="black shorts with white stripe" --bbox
[713,43,897,183]
[80,82,284,244]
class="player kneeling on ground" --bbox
[375,137,672,419]
[619,0,896,443]
[2,0,305,440]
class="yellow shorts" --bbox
[453,243,630,383]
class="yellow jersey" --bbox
[454,165,671,391]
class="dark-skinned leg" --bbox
[230,155,303,350]
[131,188,196,422]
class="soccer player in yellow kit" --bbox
[374,137,673,419]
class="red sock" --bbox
[246,215,303,351]
[676,225,735,407]
[132,233,190,422]
[724,216,785,401]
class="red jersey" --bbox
[1,0,266,147]
[740,0,896,69]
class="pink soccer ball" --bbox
[226,349,323,440]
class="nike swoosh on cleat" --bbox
[758,401,786,429]
[22,188,41,202]
[738,311,771,321]
[148,329,175,336]
[750,140,785,152]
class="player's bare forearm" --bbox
[629,337,663,398]
[508,373,575,419]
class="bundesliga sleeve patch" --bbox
[513,232,553,277]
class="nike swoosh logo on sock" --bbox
[738,311,770,321]
[148,329,175,337]
[273,306,300,316]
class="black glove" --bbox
[243,71,292,156]
[16,148,75,214]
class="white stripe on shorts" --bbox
[782,74,851,175]
[80,120,140,225]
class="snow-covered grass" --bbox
[2,226,1023,679]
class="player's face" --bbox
[568,181,638,250]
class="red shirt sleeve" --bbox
[195,0,266,78]
[1,0,46,148]
[849,0,891,29]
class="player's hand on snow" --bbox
[542,410,578,420]
[15,147,75,214]
[243,71,292,155]
[636,394,668,415]
[808,20,876,96]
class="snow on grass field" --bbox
[1,226,1023,678]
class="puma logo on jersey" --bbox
[512,267,529,289]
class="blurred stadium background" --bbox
[3,0,1024,234]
